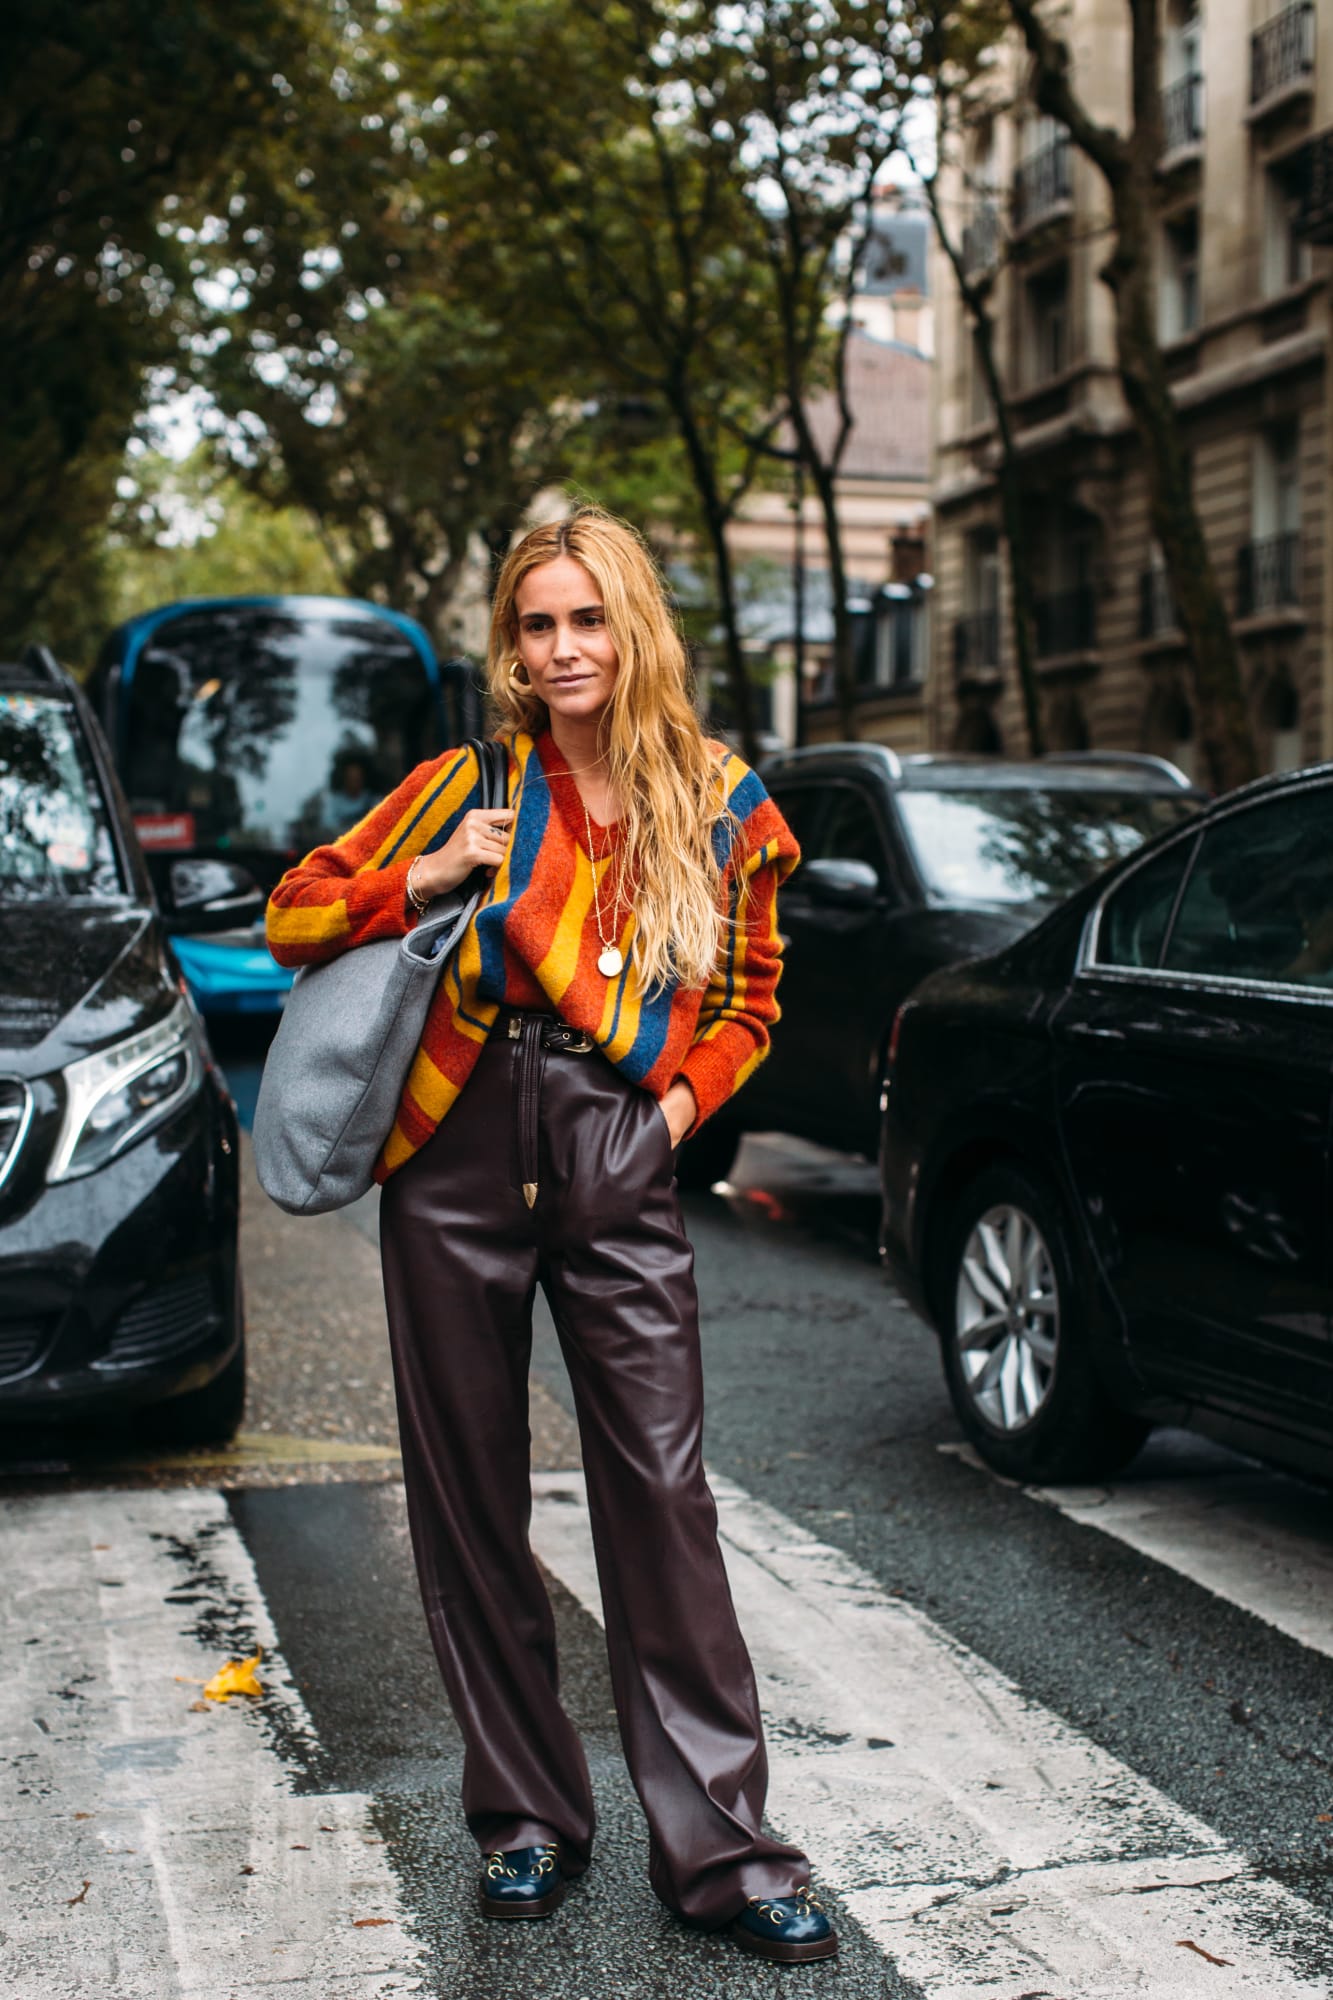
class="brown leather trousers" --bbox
[378,1010,807,1925]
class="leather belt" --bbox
[501,1011,596,1209]
[501,1011,596,1056]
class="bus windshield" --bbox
[121,605,445,861]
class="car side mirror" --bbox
[164,858,265,934]
[800,857,880,909]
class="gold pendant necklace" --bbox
[581,797,624,978]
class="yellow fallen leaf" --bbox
[203,1648,264,1702]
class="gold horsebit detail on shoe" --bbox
[746,1884,823,1924]
[484,1842,560,1881]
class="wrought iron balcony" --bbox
[1034,585,1096,658]
[1161,72,1204,155]
[1237,533,1301,615]
[1012,136,1072,233]
[961,201,1001,279]
[1250,1,1315,107]
[1295,131,1333,244]
[1138,568,1179,639]
[953,609,1001,679]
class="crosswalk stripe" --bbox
[530,1468,1333,1998]
[940,1439,1333,1662]
[0,1490,421,2000]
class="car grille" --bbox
[0,1080,32,1191]
[0,1319,53,1381]
[99,1273,220,1368]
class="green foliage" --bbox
[1,0,329,656]
[105,448,341,625]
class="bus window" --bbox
[122,605,445,867]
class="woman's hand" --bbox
[659,1079,698,1150]
[408,809,515,903]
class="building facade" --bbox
[930,0,1332,779]
[726,196,933,749]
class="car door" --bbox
[1051,783,1333,1438]
[760,775,902,1151]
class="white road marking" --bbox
[530,1468,1333,1999]
[0,1489,422,2000]
[941,1436,1333,1660]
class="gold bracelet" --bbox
[405,857,430,915]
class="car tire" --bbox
[674,1120,740,1192]
[939,1164,1148,1484]
[142,1276,247,1448]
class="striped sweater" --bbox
[266,728,800,1182]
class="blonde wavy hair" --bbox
[487,507,740,992]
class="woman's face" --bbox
[513,557,620,724]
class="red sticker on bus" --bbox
[133,813,196,851]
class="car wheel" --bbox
[141,1276,247,1448]
[939,1164,1148,1483]
[674,1121,740,1192]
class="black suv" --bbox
[0,646,260,1443]
[682,744,1203,1186]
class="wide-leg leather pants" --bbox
[378,1011,807,1926]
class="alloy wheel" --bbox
[954,1203,1059,1433]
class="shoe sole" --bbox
[478,1879,567,1921]
[729,1922,839,1964]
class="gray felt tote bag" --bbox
[253,737,507,1215]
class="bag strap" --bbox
[477,735,508,813]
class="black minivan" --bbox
[0,646,255,1444]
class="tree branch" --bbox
[1005,0,1129,187]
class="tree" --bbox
[1,0,326,656]
[694,1,918,741]
[105,446,341,622]
[906,36,1048,755]
[1005,0,1257,792]
[437,0,793,758]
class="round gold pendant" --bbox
[597,946,624,978]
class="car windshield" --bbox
[0,693,122,901]
[897,784,1198,907]
[122,606,440,856]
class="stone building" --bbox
[930,0,1332,779]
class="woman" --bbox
[266,508,835,1964]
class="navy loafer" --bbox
[478,1842,566,1920]
[731,1886,838,1963]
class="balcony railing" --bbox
[1138,568,1179,639]
[1237,533,1301,615]
[1012,136,1072,233]
[1250,1,1315,107]
[1295,130,1333,244]
[1161,72,1204,155]
[1034,585,1096,657]
[953,609,1001,679]
[962,200,1001,279]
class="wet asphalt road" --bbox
[4,1017,1333,1997]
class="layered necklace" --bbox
[581,796,626,979]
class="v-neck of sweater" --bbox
[536,730,621,852]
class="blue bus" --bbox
[89,595,483,1012]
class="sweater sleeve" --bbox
[676,769,800,1129]
[265,744,484,969]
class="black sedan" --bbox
[879,761,1333,1487]
[682,744,1202,1185]
[0,646,262,1445]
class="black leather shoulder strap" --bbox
[479,736,508,811]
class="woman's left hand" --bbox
[659,1079,698,1149]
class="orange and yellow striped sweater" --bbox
[266,728,800,1182]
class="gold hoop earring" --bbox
[508,658,532,690]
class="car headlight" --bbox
[47,1000,203,1182]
